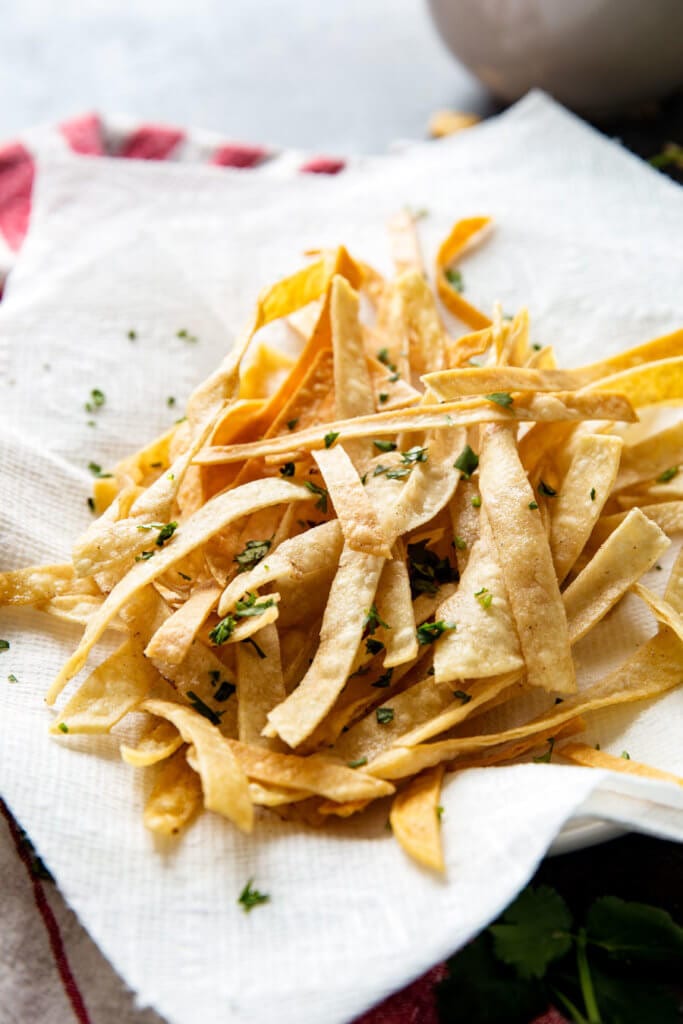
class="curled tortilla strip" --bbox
[388,210,424,275]
[331,275,375,420]
[391,269,446,376]
[450,717,586,772]
[631,583,683,644]
[368,626,683,780]
[435,217,493,330]
[390,765,445,873]
[423,366,584,401]
[38,594,119,631]
[236,623,286,747]
[479,424,575,694]
[589,501,683,550]
[49,478,309,703]
[313,445,391,557]
[589,355,683,407]
[142,699,253,831]
[665,546,683,613]
[144,581,221,665]
[143,748,204,836]
[375,548,418,668]
[549,434,623,582]
[576,326,683,386]
[614,420,683,492]
[559,743,683,787]
[120,719,184,767]
[239,344,295,400]
[496,308,531,368]
[195,391,636,465]
[382,427,465,543]
[447,478,481,574]
[0,564,83,607]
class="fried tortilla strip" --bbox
[434,511,523,683]
[142,699,253,831]
[496,308,531,368]
[120,719,184,767]
[331,275,376,419]
[564,508,670,644]
[239,344,295,400]
[313,445,391,556]
[367,352,422,411]
[195,391,636,465]
[369,627,683,780]
[236,623,286,747]
[375,548,418,668]
[445,325,493,368]
[391,269,447,375]
[390,765,445,873]
[589,355,683,407]
[0,564,83,606]
[50,638,171,735]
[665,546,683,612]
[614,421,683,492]
[388,210,424,274]
[549,434,623,582]
[382,427,465,543]
[266,545,385,748]
[525,345,557,370]
[632,584,683,644]
[479,424,575,694]
[144,581,221,665]
[49,478,310,703]
[590,502,683,549]
[218,520,343,617]
[143,748,203,836]
[450,717,586,772]
[448,478,481,574]
[560,743,683,786]
[423,366,584,401]
[436,217,492,330]
[38,594,118,630]
[575,326,683,386]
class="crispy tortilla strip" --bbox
[368,627,683,779]
[445,325,493,368]
[590,355,683,407]
[434,511,523,683]
[396,673,521,749]
[590,502,683,549]
[218,520,343,617]
[0,564,81,606]
[382,427,465,543]
[448,478,481,574]
[390,765,445,873]
[618,479,683,508]
[114,424,175,488]
[479,424,575,694]
[575,326,683,385]
[632,583,683,644]
[239,344,295,400]
[560,743,683,786]
[38,594,120,630]
[142,699,253,831]
[317,798,371,818]
[120,719,184,767]
[144,581,221,665]
[143,748,203,836]
[565,508,670,644]
[195,391,636,465]
[549,434,623,581]
[225,740,394,802]
[436,217,492,330]
[49,478,310,703]
[50,638,169,735]
[236,623,286,747]
[665,546,683,613]
[392,269,446,375]
[367,352,422,411]
[424,366,584,401]
[615,420,683,492]
[450,717,586,772]
[266,545,385,748]
[375,548,418,667]
[525,345,557,370]
[331,275,376,419]
[313,445,391,556]
[429,109,480,137]
[248,781,310,807]
[497,308,531,367]
[388,210,424,274]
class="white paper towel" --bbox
[1,93,683,1024]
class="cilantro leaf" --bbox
[238,879,270,913]
[417,620,456,645]
[155,521,177,547]
[445,267,464,293]
[539,480,558,498]
[363,604,390,635]
[305,480,329,513]
[486,392,514,409]
[373,439,397,452]
[490,885,572,980]
[365,637,384,656]
[656,466,679,484]
[401,445,428,465]
[454,443,479,479]
[589,965,680,1024]
[587,896,683,964]
[376,707,395,725]
[186,691,224,725]
[235,538,271,572]
[279,461,295,477]
[324,431,340,448]
[372,668,394,688]
[377,348,397,372]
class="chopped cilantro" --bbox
[377,348,397,372]
[0,640,9,651]
[373,439,397,452]
[649,143,683,169]
[348,757,368,769]
[128,329,137,340]
[655,564,663,571]
[475,586,493,609]
[471,495,482,508]
[528,500,539,510]
[453,689,472,704]
[454,535,467,550]
[7,673,18,684]
[538,480,557,497]
[365,638,385,656]
[167,396,176,407]
[178,571,192,581]
[279,461,295,477]
[621,750,631,760]
[242,637,267,659]
[304,480,328,513]
[454,443,479,479]
[235,539,271,572]
[378,392,389,404]
[436,806,444,819]
[286,418,299,431]
[209,616,236,645]
[214,680,236,702]
[590,487,596,501]
[376,707,395,725]
[417,620,456,645]
[324,431,340,449]
[372,668,394,688]
[235,593,275,617]
[485,392,514,409]
[401,445,428,465]
[58,722,69,733]
[533,737,555,763]
[656,466,679,484]
[388,371,401,383]
[363,604,390,635]
[532,343,542,351]
[155,521,178,547]
[135,551,154,562]
[445,267,464,293]
[186,691,224,725]
[87,497,95,513]
[238,879,270,913]
[84,388,106,413]
[87,462,113,478]
[407,540,458,598]
[209,670,220,684]
[177,328,198,343]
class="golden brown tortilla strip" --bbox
[390,765,445,873]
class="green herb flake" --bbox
[135,551,155,562]
[8,673,18,684]
[324,431,340,449]
[214,680,237,702]
[656,466,679,484]
[58,722,69,734]
[372,668,394,689]
[279,461,295,477]
[155,521,178,547]
[378,392,389,404]
[167,396,176,407]
[471,495,482,508]
[238,879,270,913]
[649,142,683,170]
[532,343,542,352]
[373,439,397,453]
[186,691,224,726]
[417,620,456,645]
[528,500,539,510]
[445,267,464,293]
[388,371,401,383]
[538,479,558,498]
[407,539,458,598]
[209,616,236,645]
[304,480,328,513]
[475,586,493,610]
[453,689,472,704]
[235,539,271,572]
[348,757,368,769]
[365,637,385,656]
[377,348,397,372]
[177,328,198,343]
[128,329,137,340]
[436,806,444,820]
[590,487,596,501]
[87,462,113,478]
[401,445,428,465]
[454,535,467,550]
[0,640,9,651]
[363,604,391,635]
[376,707,395,726]
[286,418,299,431]
[454,443,479,479]
[621,750,631,760]
[533,737,555,763]
[84,388,106,414]
[485,392,514,409]
[235,593,276,619]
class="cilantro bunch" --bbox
[437,885,683,1024]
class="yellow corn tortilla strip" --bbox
[575,326,683,385]
[144,581,221,665]
[143,748,204,837]
[239,344,296,400]
[50,638,170,735]
[388,210,424,274]
[590,501,683,550]
[0,564,81,606]
[446,325,493,368]
[218,520,343,617]
[317,797,372,818]
[49,478,310,703]
[447,478,481,574]
[395,673,521,749]
[38,594,121,631]
[142,699,253,831]
[549,434,623,582]
[120,719,184,767]
[248,781,310,807]
[436,217,493,330]
[195,391,636,465]
[367,352,422,411]
[559,743,683,786]
[525,345,557,370]
[614,420,683,492]
[331,275,376,420]
[390,765,445,873]
[392,269,446,376]
[423,366,584,401]
[589,355,683,407]
[479,424,575,694]
[496,308,531,368]
[368,626,683,780]
[434,510,523,683]
[236,623,286,747]
[313,445,391,557]
[266,545,385,748]
[564,508,670,644]
[450,717,586,772]
[429,109,480,137]
[665,546,683,613]
[618,478,683,508]
[632,583,683,644]
[382,427,465,543]
[375,547,418,668]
